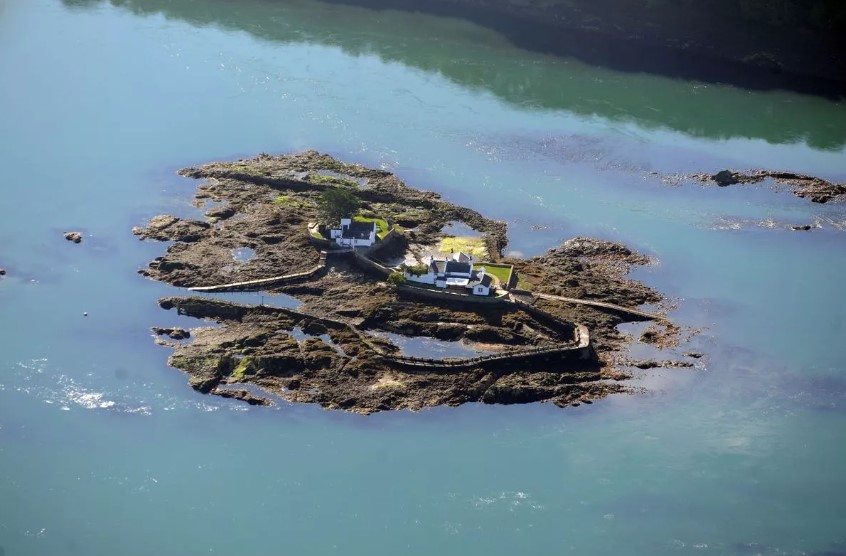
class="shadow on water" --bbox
[61,0,846,150]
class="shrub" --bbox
[386,272,407,286]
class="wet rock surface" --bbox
[152,327,191,340]
[64,231,83,243]
[138,151,686,414]
[695,170,846,204]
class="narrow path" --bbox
[513,292,662,321]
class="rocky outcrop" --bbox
[697,170,846,203]
[152,327,191,340]
[132,215,210,242]
[210,387,272,406]
[64,231,82,243]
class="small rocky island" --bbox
[136,151,685,413]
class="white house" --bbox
[403,251,492,296]
[330,218,376,248]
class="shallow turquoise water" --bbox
[2,0,846,554]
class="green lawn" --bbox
[439,236,487,258]
[474,263,513,286]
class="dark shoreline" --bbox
[320,0,846,99]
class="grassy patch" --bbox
[310,174,359,188]
[439,236,487,259]
[515,277,534,291]
[353,215,391,239]
[273,194,309,208]
[474,263,513,286]
[231,357,251,381]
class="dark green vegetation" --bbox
[317,188,361,225]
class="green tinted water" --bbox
[1,0,845,554]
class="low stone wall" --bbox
[362,227,401,259]
[510,295,576,337]
[379,324,592,372]
[188,252,328,293]
[353,250,393,277]
[307,234,333,250]
[396,284,509,305]
[510,288,533,296]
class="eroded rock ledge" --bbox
[137,151,683,414]
[695,169,846,204]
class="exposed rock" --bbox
[210,387,272,406]
[64,231,83,243]
[684,351,704,359]
[0,268,6,276]
[791,225,813,231]
[632,359,660,369]
[152,327,191,340]
[712,170,740,186]
[133,215,210,242]
[205,206,236,220]
[689,169,846,204]
[632,359,695,369]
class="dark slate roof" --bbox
[444,261,471,275]
[431,260,446,274]
[341,221,375,240]
[467,274,492,288]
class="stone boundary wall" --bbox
[365,227,401,258]
[307,234,334,249]
[163,297,593,373]
[379,324,592,372]
[353,250,393,277]
[510,295,576,335]
[395,284,509,306]
[188,252,328,293]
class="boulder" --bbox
[64,231,83,243]
[712,170,740,187]
[152,327,191,340]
